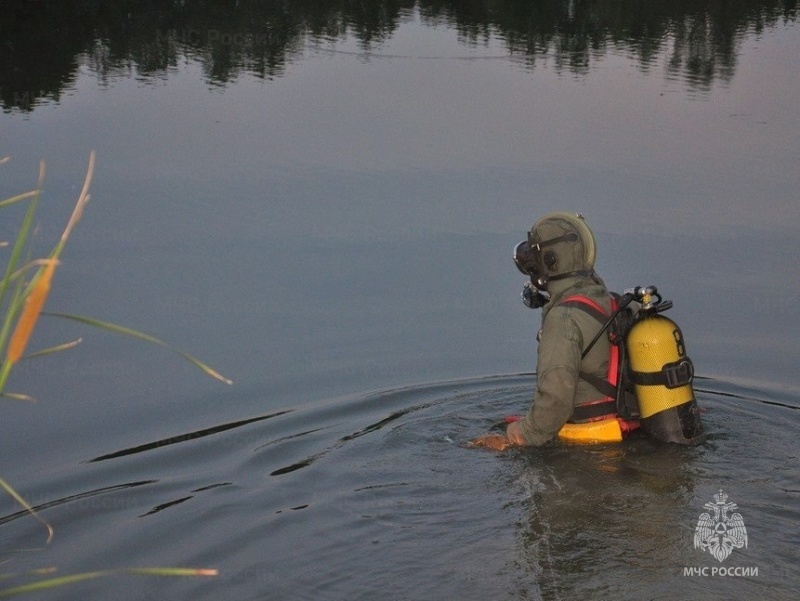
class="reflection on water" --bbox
[2,0,798,111]
[87,410,292,462]
[1,374,797,599]
[519,440,701,599]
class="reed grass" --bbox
[6,259,57,365]
[1,153,224,593]
[0,567,218,598]
[0,150,232,394]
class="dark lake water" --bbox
[1,1,799,599]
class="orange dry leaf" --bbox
[7,259,58,364]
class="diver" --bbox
[470,212,704,450]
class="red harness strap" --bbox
[558,295,619,422]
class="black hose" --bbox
[580,293,636,359]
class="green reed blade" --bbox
[18,338,82,361]
[44,312,233,385]
[0,477,53,545]
[0,190,39,209]
[0,567,217,598]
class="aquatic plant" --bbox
[0,152,232,397]
[0,567,218,598]
[0,152,227,594]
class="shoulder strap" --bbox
[558,294,619,358]
[557,294,620,421]
[559,295,610,324]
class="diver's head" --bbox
[513,212,597,290]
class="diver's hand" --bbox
[467,434,512,451]
[506,420,527,445]
[468,420,528,451]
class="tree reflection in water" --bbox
[1,0,797,112]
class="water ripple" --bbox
[5,374,797,600]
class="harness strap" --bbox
[629,358,694,389]
[569,397,617,420]
[559,296,609,322]
[579,370,617,399]
[559,295,619,422]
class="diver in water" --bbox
[470,212,704,451]
[470,212,617,450]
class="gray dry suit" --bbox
[516,274,614,446]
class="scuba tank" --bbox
[623,287,705,445]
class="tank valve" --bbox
[625,285,672,314]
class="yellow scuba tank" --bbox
[627,314,693,418]
[625,287,704,444]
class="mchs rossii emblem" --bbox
[694,490,748,562]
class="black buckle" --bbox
[663,359,694,389]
